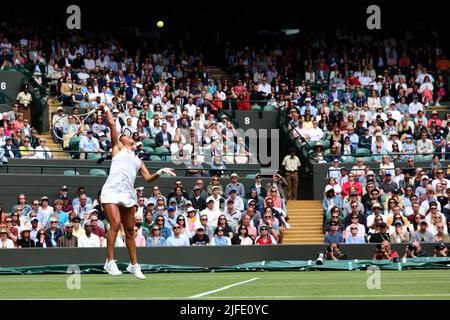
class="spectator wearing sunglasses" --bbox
[166,224,190,247]
[345,224,366,243]
[146,225,167,247]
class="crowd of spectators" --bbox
[322,155,450,253]
[0,173,292,248]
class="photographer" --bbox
[403,241,428,258]
[325,242,347,260]
[434,243,449,257]
[372,240,398,260]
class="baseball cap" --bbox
[112,108,119,113]
[394,220,403,226]
[5,136,11,141]
[31,218,38,223]
[185,200,192,205]
[247,199,256,205]
[230,173,239,178]
[197,226,205,231]
[167,206,176,211]
[228,188,237,194]
[392,188,400,194]
[206,196,215,203]
[385,172,392,176]
[87,130,94,134]
[325,185,334,193]
[193,185,202,191]
[64,222,73,228]
[135,186,144,191]
[136,141,143,147]
[41,196,49,201]
[187,207,196,213]
[57,106,64,111]
[169,197,177,203]
[367,170,375,176]
[212,186,220,191]
[436,242,447,250]
[98,132,105,137]
[147,199,155,206]
[61,185,68,191]
[422,175,429,180]
[420,220,428,225]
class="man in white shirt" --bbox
[201,197,222,227]
[257,77,271,96]
[34,138,53,159]
[184,97,197,119]
[307,120,324,142]
[408,96,424,116]
[77,222,101,247]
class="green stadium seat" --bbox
[154,146,169,154]
[319,140,330,150]
[355,148,370,156]
[89,169,107,176]
[142,138,156,147]
[86,153,101,160]
[143,147,154,153]
[246,174,257,179]
[251,104,261,111]
[64,170,80,176]
[263,104,277,111]
[343,156,355,163]
[363,156,373,162]
[150,155,162,161]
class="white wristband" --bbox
[156,169,163,176]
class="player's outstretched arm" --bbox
[96,103,119,147]
[140,162,176,183]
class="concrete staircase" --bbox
[208,65,228,83]
[283,200,324,244]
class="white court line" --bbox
[203,293,450,299]
[189,278,258,299]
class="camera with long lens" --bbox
[316,252,325,265]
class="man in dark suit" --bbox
[434,139,450,160]
[58,51,72,68]
[155,123,172,148]
[2,137,20,159]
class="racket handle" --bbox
[97,157,106,165]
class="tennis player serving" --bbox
[97,103,176,279]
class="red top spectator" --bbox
[341,172,363,197]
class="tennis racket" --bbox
[52,108,99,141]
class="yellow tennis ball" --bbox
[157,21,164,28]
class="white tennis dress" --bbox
[101,147,142,207]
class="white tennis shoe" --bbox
[104,259,122,276]
[126,263,146,280]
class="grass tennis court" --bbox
[1,270,450,299]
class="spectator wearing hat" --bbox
[369,222,390,243]
[29,216,40,242]
[190,185,207,211]
[77,221,101,247]
[2,136,19,159]
[0,228,15,248]
[98,131,112,158]
[389,220,411,243]
[411,220,434,242]
[57,222,78,247]
[16,85,33,122]
[379,172,399,194]
[224,199,243,230]
[225,173,245,198]
[17,227,35,248]
[206,176,223,196]
[165,205,179,231]
[248,174,267,198]
[51,107,65,143]
[71,216,85,239]
[201,197,222,227]
[37,196,53,225]
[79,130,102,159]
[190,227,211,246]
[322,185,344,217]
